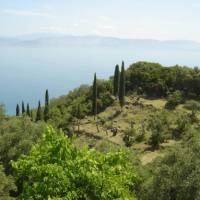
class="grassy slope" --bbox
[74,95,186,165]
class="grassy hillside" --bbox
[75,95,198,165]
[2,61,200,199]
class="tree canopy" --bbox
[12,126,139,200]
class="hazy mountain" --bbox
[1,34,200,51]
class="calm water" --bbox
[1,45,200,115]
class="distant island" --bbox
[1,34,200,50]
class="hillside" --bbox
[74,96,196,165]
[2,61,200,199]
[42,61,200,166]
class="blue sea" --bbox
[1,44,200,115]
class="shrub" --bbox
[140,131,200,200]
[172,114,190,139]
[135,133,145,143]
[137,87,143,95]
[165,90,184,110]
[12,126,139,200]
[0,165,16,200]
[123,128,136,147]
[0,117,45,174]
[149,131,163,150]
[184,100,200,112]
[93,79,114,113]
[148,111,169,149]
[108,109,121,120]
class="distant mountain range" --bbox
[1,33,200,51]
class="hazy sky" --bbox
[0,0,200,41]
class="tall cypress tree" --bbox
[76,104,81,132]
[26,103,30,117]
[119,61,126,108]
[35,101,42,122]
[44,89,49,122]
[92,73,97,120]
[16,104,20,116]
[22,101,25,114]
[30,110,33,121]
[113,64,120,96]
[77,104,81,119]
[45,89,49,106]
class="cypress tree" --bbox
[26,103,30,117]
[77,104,81,119]
[119,61,126,108]
[16,104,20,116]
[113,64,120,96]
[77,104,81,132]
[45,89,49,106]
[44,89,49,122]
[30,110,33,121]
[92,73,97,120]
[22,101,25,114]
[35,101,42,122]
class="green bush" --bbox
[165,90,184,109]
[95,79,114,113]
[126,61,200,98]
[135,122,146,142]
[149,131,163,150]
[123,128,136,147]
[12,126,139,200]
[140,131,200,200]
[172,114,190,139]
[184,100,200,111]
[183,100,200,124]
[148,111,169,149]
[48,81,114,131]
[0,117,45,174]
[0,165,16,200]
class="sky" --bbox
[0,0,200,41]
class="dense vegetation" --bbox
[47,61,200,130]
[1,61,200,199]
[140,131,200,200]
[126,61,200,98]
[12,127,138,200]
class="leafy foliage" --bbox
[48,81,114,131]
[0,117,45,174]
[119,61,126,108]
[172,113,191,139]
[3,61,200,200]
[126,61,200,98]
[0,165,16,200]
[165,90,184,109]
[12,127,138,200]
[184,100,200,112]
[148,110,169,149]
[140,130,200,200]
[123,128,136,147]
